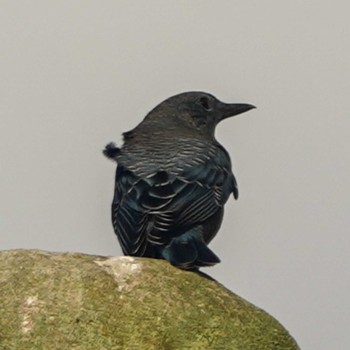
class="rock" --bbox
[0,250,300,349]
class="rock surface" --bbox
[0,250,300,349]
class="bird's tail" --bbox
[160,231,220,270]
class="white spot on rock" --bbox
[22,295,44,334]
[94,256,142,292]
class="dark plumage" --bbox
[104,92,255,269]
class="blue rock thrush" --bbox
[104,92,255,269]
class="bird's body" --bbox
[104,92,255,269]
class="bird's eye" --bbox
[199,97,211,110]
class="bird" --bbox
[103,91,255,270]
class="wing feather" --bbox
[111,154,236,256]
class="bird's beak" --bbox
[218,102,256,122]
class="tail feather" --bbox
[161,239,197,270]
[193,240,221,267]
[160,233,220,270]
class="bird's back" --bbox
[109,137,237,269]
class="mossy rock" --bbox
[0,250,300,349]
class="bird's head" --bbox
[140,91,256,140]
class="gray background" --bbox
[1,1,349,349]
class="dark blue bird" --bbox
[104,92,255,269]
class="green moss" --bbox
[0,250,300,350]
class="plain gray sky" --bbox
[1,1,349,349]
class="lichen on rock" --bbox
[0,249,300,350]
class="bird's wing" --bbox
[112,154,237,255]
[111,166,152,256]
[144,159,237,245]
